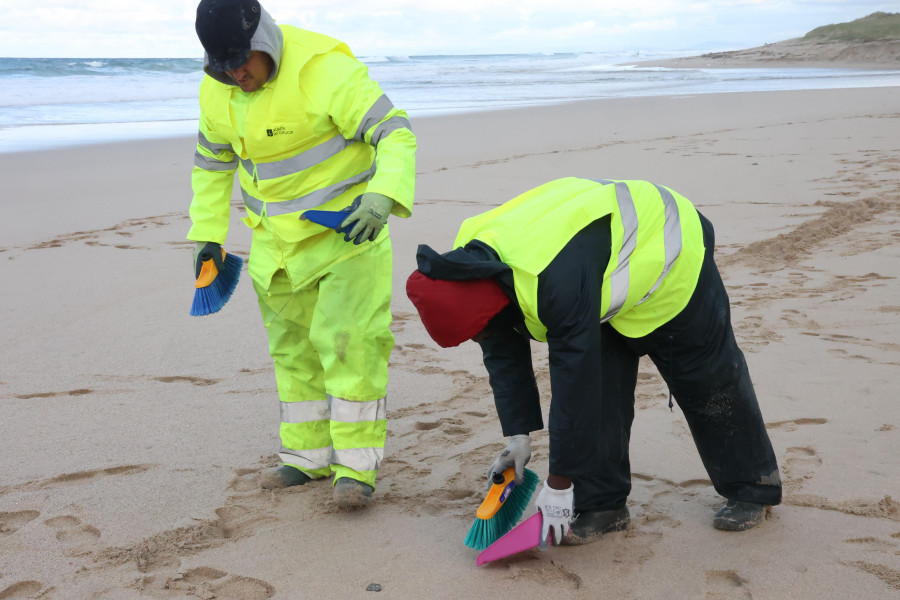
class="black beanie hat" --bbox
[195,0,262,72]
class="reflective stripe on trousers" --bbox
[278,395,387,474]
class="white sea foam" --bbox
[1,53,898,153]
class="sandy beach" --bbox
[1,82,899,599]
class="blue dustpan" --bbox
[302,209,348,230]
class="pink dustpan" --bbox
[476,511,543,566]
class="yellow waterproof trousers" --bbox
[252,236,393,489]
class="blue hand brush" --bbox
[190,247,243,316]
[302,209,348,230]
[464,467,539,551]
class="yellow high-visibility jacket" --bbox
[187,25,416,283]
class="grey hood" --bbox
[202,6,283,86]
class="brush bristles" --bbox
[190,253,243,317]
[464,468,539,551]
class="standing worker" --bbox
[406,177,781,544]
[188,0,416,508]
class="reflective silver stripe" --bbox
[635,185,682,306]
[248,135,352,180]
[592,178,615,185]
[354,94,394,141]
[242,188,264,216]
[369,116,411,147]
[280,396,386,424]
[194,151,238,171]
[242,162,376,216]
[197,131,233,153]
[279,447,331,471]
[330,395,386,423]
[603,181,638,322]
[332,447,384,472]
[241,157,253,175]
[280,400,329,424]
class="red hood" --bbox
[406,270,510,348]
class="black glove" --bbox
[193,241,224,279]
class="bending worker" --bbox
[188,0,416,507]
[406,177,781,544]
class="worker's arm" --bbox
[477,327,543,436]
[187,115,237,245]
[542,312,604,479]
[538,218,612,480]
[300,50,416,217]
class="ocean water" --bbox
[1,52,898,153]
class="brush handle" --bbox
[476,467,517,520]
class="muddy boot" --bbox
[333,477,374,508]
[561,507,630,545]
[713,500,769,531]
[259,465,312,490]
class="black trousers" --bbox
[572,213,782,513]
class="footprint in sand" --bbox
[704,569,752,599]
[845,561,900,593]
[0,510,40,535]
[783,446,822,491]
[615,529,664,566]
[407,417,472,442]
[231,468,265,493]
[214,503,275,540]
[843,536,897,551]
[161,566,276,599]
[0,581,45,599]
[460,410,488,418]
[14,388,93,399]
[765,417,827,432]
[677,478,713,490]
[153,375,219,386]
[505,560,583,590]
[44,515,101,544]
[783,446,822,488]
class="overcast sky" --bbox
[0,1,894,58]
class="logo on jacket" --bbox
[266,126,293,137]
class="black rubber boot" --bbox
[561,507,630,545]
[713,499,769,531]
[333,477,374,508]
[259,465,312,489]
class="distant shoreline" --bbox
[622,38,900,69]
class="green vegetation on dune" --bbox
[803,12,900,42]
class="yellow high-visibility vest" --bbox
[454,177,705,339]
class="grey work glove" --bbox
[336,192,394,245]
[487,434,531,485]
[535,480,574,548]
[193,241,223,279]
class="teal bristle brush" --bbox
[464,466,539,551]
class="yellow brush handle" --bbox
[476,467,517,520]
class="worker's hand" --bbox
[487,434,531,485]
[193,241,223,279]
[535,480,574,548]
[337,192,395,245]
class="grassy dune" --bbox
[803,12,900,43]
